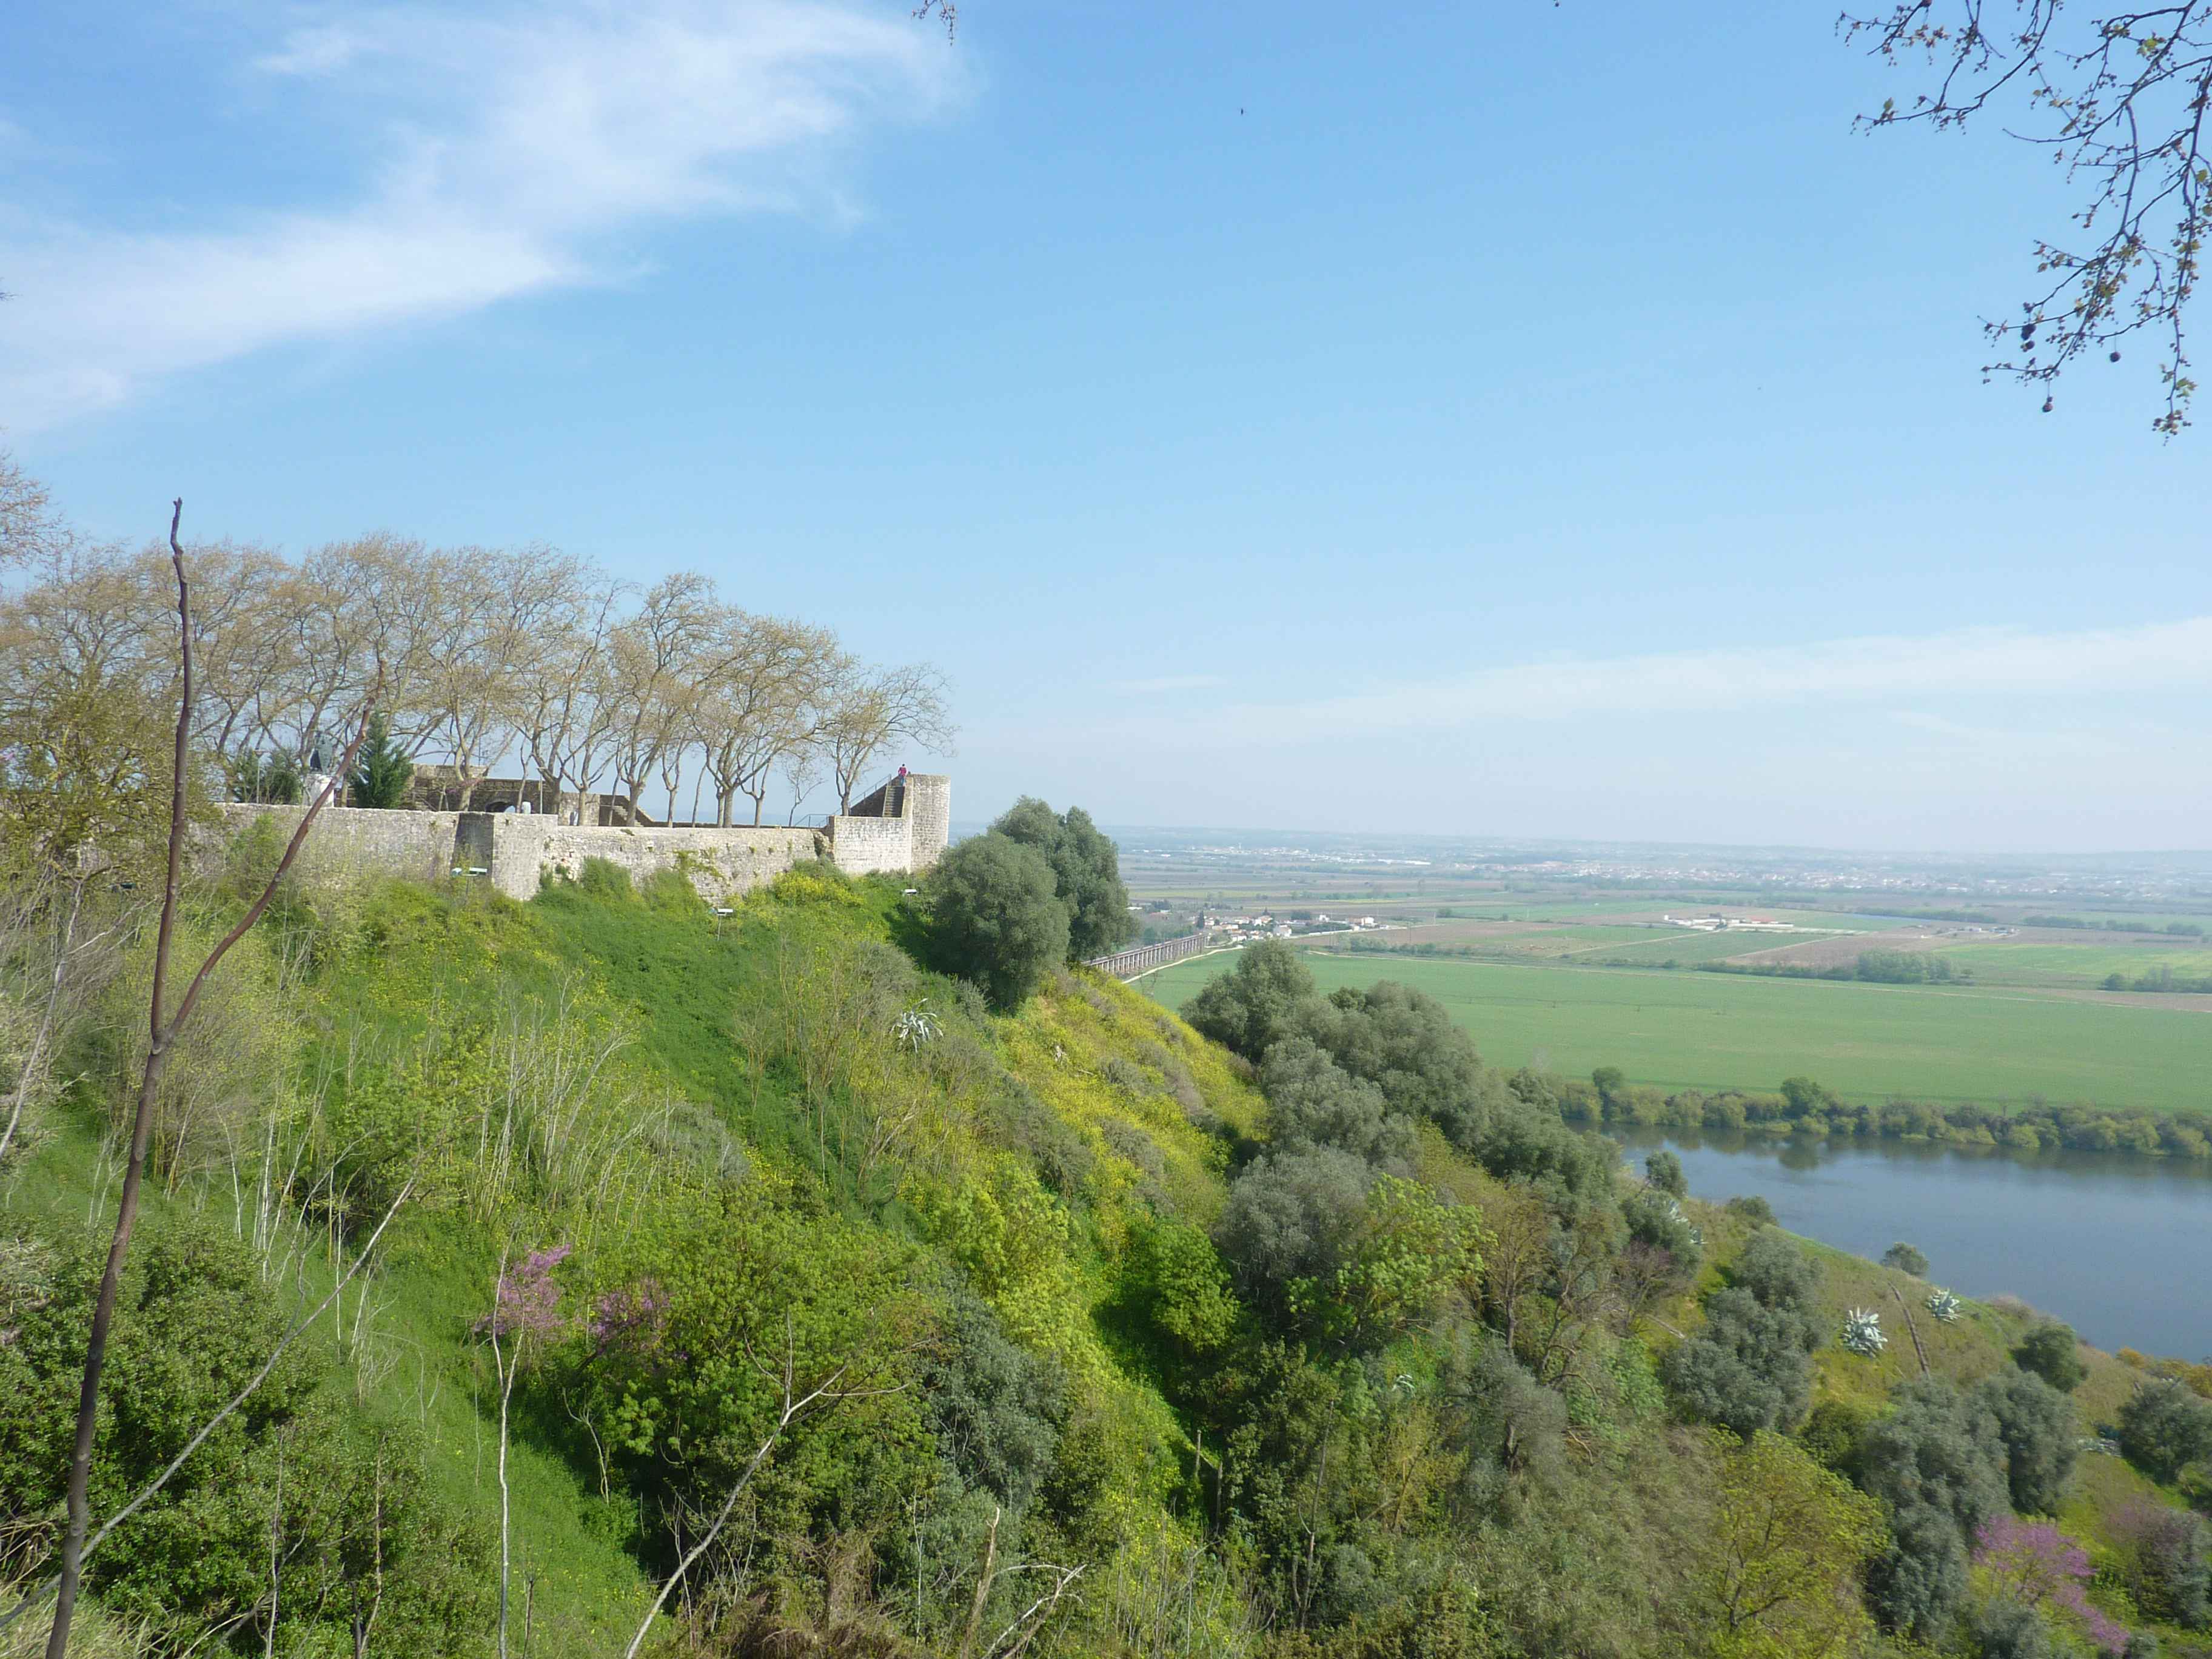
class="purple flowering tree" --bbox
[479,1242,570,1658]
[1973,1515,2130,1656]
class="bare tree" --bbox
[692,612,841,826]
[516,566,625,822]
[39,501,375,1659]
[819,662,956,811]
[0,449,64,569]
[605,573,717,819]
[1848,0,2211,432]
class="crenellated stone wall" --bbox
[213,773,949,903]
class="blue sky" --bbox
[4,1,2208,851]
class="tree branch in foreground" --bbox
[41,500,378,1659]
[1846,0,2210,432]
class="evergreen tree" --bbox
[347,713,413,809]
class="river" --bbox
[1607,1127,2212,1360]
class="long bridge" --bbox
[1087,931,1221,980]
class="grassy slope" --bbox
[17,866,2205,1655]
[1147,947,2212,1111]
[302,868,1269,1654]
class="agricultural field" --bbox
[1142,947,2212,1114]
[1929,936,2212,989]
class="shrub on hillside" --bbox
[1976,1369,2080,1514]
[0,1219,486,1651]
[2110,1499,2212,1629]
[1123,1215,1239,1359]
[1643,1149,1687,1198]
[1857,1376,2010,1540]
[1882,1241,1929,1276]
[2013,1321,2088,1393]
[1865,1500,1971,1642]
[2109,1498,2211,1629]
[1970,1596,2060,1659]
[991,797,1137,962]
[1623,1188,1702,1281]
[1212,1145,1374,1316]
[1663,1287,1815,1436]
[1182,939,1314,1059]
[1290,980,1486,1133]
[1445,1333,1567,1513]
[923,1285,1070,1517]
[920,832,1070,1009]
[1724,1194,1776,1225]
[1471,1099,1618,1207]
[1729,1230,1818,1318]
[1258,1036,1415,1170]
[2118,1378,2212,1484]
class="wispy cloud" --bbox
[1178,617,2212,742]
[0,1,962,428]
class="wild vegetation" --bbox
[7,823,2212,1657]
[2,492,2207,1657]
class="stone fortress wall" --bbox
[218,773,950,902]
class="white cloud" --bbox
[0,1,962,429]
[1182,617,2212,742]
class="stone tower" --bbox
[903,774,951,870]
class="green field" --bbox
[1142,948,2212,1113]
[1930,938,2212,988]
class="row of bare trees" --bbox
[1,523,953,827]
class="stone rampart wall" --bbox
[215,776,948,903]
[825,813,914,876]
[488,818,824,902]
[215,805,464,886]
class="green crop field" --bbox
[1929,939,2212,988]
[1141,948,2212,1113]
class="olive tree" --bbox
[1183,939,1315,1060]
[920,833,1069,1010]
[991,798,1137,962]
[2117,1378,2212,1484]
[1976,1369,2080,1513]
[2012,1321,2086,1392]
[1663,1288,1816,1436]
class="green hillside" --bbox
[5,865,2210,1658]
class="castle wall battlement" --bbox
[216,774,949,903]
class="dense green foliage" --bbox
[2119,1379,2212,1484]
[1183,938,1316,1061]
[0,1219,486,1653]
[2014,1321,2088,1392]
[7,840,2210,1659]
[1881,1241,1929,1277]
[920,831,1070,1008]
[993,798,1138,963]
